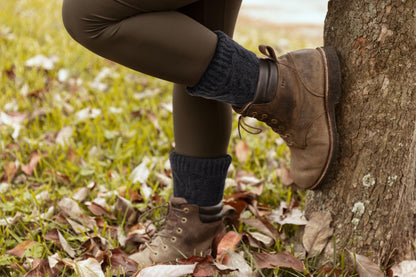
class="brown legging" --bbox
[62,0,242,157]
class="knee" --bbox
[62,0,88,44]
[62,0,112,48]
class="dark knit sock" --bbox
[169,152,232,206]
[187,31,259,108]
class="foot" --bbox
[233,45,342,189]
[129,197,225,267]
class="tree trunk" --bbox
[305,0,416,266]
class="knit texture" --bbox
[187,31,259,108]
[170,152,232,206]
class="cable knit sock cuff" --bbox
[187,31,259,108]
[170,152,232,206]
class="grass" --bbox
[0,0,356,276]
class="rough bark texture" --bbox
[305,0,416,265]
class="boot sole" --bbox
[309,46,342,189]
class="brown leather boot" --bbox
[234,45,342,189]
[129,197,225,267]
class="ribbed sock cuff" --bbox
[187,31,259,107]
[170,152,232,206]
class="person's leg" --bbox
[62,0,216,85]
[170,0,242,208]
[129,0,242,266]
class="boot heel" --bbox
[321,46,342,105]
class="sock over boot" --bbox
[169,152,231,207]
[187,31,260,108]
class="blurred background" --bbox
[241,0,327,25]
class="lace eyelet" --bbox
[154,252,159,256]
[271,119,278,125]
[251,112,258,117]
[171,236,177,243]
[181,217,188,223]
[261,114,268,120]
[183,207,190,213]
[163,245,168,250]
[177,227,183,234]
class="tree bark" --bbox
[305,0,416,266]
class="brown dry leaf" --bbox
[316,267,342,276]
[240,218,276,241]
[125,222,155,244]
[234,170,261,186]
[1,161,18,182]
[88,202,116,220]
[389,260,416,277]
[276,167,294,186]
[5,241,38,258]
[302,211,333,257]
[252,251,304,272]
[235,140,250,163]
[24,258,59,277]
[114,195,138,225]
[351,253,384,277]
[108,248,138,276]
[68,147,78,162]
[58,197,96,229]
[216,231,243,264]
[22,151,43,176]
[44,229,76,258]
[146,109,161,132]
[81,236,109,258]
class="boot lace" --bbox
[237,115,263,138]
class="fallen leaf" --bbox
[135,264,197,277]
[268,201,308,226]
[0,212,23,226]
[58,197,96,229]
[1,161,18,182]
[133,88,161,100]
[247,231,274,248]
[223,251,251,277]
[22,151,43,176]
[351,253,384,277]
[44,229,76,258]
[25,54,59,70]
[24,258,59,277]
[389,261,416,277]
[63,257,106,277]
[235,141,250,163]
[75,108,102,121]
[114,195,138,225]
[252,251,304,272]
[216,231,243,264]
[276,167,294,186]
[316,267,342,276]
[56,126,73,146]
[6,241,38,258]
[129,159,150,184]
[72,187,90,202]
[88,202,116,220]
[108,248,138,276]
[240,218,276,241]
[302,211,333,257]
